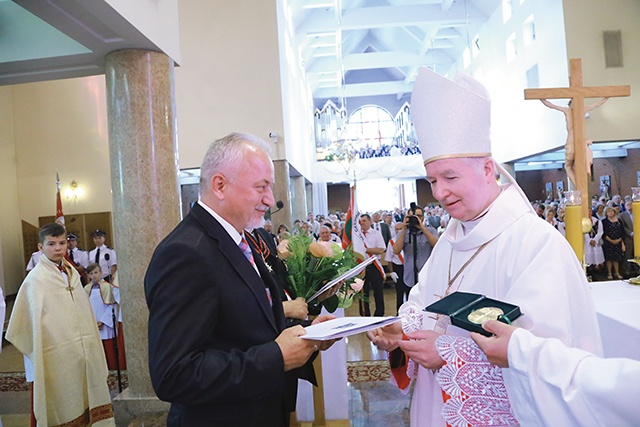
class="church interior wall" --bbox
[327,183,350,214]
[174,0,287,170]
[516,168,567,202]
[563,0,640,143]
[106,0,181,64]
[459,0,570,164]
[590,149,640,200]
[0,86,24,296]
[516,148,640,203]
[275,0,317,183]
[345,94,408,122]
[11,76,113,227]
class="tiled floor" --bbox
[0,286,410,426]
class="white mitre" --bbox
[411,67,491,164]
[411,67,534,212]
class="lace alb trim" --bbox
[398,306,423,383]
[435,335,518,427]
[400,305,423,334]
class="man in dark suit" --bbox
[371,212,392,246]
[145,132,333,427]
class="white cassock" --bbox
[87,281,121,340]
[507,327,640,426]
[584,217,605,265]
[397,184,602,427]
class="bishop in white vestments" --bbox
[368,68,602,427]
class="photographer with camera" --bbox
[392,204,438,294]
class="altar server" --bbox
[6,223,114,426]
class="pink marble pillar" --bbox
[105,49,180,421]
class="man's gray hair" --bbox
[200,132,271,188]
[461,156,501,180]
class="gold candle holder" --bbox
[632,188,640,259]
[563,190,584,262]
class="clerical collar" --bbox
[197,200,242,245]
[461,186,505,235]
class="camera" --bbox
[407,215,420,233]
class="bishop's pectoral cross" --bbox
[525,58,630,219]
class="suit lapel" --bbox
[253,249,286,330]
[190,205,279,333]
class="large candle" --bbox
[565,204,584,262]
[633,201,640,260]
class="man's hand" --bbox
[469,320,517,368]
[309,314,341,351]
[283,297,308,320]
[366,321,403,352]
[397,330,444,370]
[275,325,319,371]
[317,282,342,302]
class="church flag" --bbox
[55,173,65,226]
[342,185,356,249]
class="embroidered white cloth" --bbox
[435,335,517,427]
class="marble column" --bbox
[272,160,293,229]
[105,49,180,424]
[291,176,308,223]
[305,183,313,216]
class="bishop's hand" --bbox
[366,321,403,352]
[397,329,444,370]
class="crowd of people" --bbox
[533,193,636,280]
[355,140,422,159]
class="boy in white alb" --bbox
[6,223,114,426]
[85,262,126,370]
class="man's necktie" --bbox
[238,238,255,266]
[95,248,100,263]
[69,250,75,263]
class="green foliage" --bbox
[280,235,359,309]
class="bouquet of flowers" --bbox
[335,277,365,308]
[277,234,366,312]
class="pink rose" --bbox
[277,240,291,259]
[350,278,364,292]
[309,241,335,258]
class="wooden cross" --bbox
[524,58,630,219]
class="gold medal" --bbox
[467,306,504,324]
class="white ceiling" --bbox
[0,0,164,86]
[513,140,640,171]
[289,0,501,109]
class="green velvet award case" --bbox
[423,291,522,336]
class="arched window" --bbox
[345,105,395,150]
